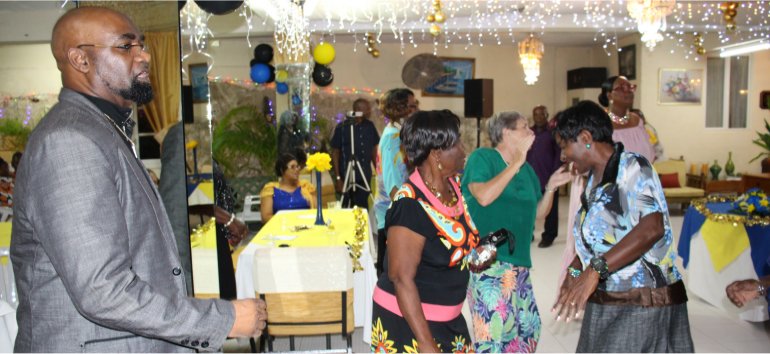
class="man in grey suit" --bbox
[11,7,266,352]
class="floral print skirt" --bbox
[467,262,540,353]
[370,302,472,353]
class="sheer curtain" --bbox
[729,56,749,128]
[706,57,724,128]
[144,31,181,133]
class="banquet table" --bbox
[187,180,214,206]
[235,208,377,344]
[678,201,770,321]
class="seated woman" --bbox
[260,153,315,223]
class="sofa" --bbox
[653,158,706,211]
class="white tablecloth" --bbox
[687,231,769,321]
[235,229,378,344]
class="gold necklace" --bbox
[423,177,458,207]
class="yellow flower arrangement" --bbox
[185,140,198,150]
[306,152,332,172]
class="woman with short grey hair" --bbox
[461,111,570,352]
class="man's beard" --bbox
[118,78,154,106]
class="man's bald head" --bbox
[50,7,152,107]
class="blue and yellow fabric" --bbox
[678,202,770,277]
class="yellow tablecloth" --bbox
[0,223,10,248]
[252,208,369,248]
[188,181,214,206]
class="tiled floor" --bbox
[225,197,770,352]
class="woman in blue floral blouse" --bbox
[551,101,693,352]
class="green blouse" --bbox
[461,147,542,267]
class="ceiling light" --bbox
[626,0,676,50]
[518,34,543,85]
[716,39,770,57]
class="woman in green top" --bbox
[461,111,570,353]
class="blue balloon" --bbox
[292,94,302,106]
[276,82,289,94]
[250,63,271,84]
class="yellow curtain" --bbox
[144,31,181,133]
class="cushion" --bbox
[659,173,681,188]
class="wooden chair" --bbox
[252,246,354,352]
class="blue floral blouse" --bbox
[574,144,682,292]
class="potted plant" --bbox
[750,119,770,173]
[0,118,32,152]
[212,105,277,178]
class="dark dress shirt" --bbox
[526,125,561,190]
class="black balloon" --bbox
[253,44,274,63]
[312,65,334,87]
[249,58,259,67]
[267,64,276,84]
[194,0,243,15]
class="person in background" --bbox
[260,153,316,223]
[726,256,770,312]
[371,110,477,353]
[331,98,380,208]
[212,160,249,300]
[598,75,655,163]
[526,105,562,248]
[11,7,265,352]
[462,111,570,353]
[552,101,693,352]
[632,108,665,162]
[373,88,418,275]
[0,158,12,221]
[10,151,21,179]
[277,108,307,157]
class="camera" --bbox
[346,111,363,118]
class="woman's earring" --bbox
[585,143,591,149]
[437,162,444,171]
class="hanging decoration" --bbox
[249,43,275,84]
[180,0,214,63]
[694,33,706,55]
[720,2,740,32]
[272,0,310,63]
[626,0,676,50]
[312,42,336,65]
[425,0,446,37]
[194,0,244,15]
[518,34,544,86]
[364,33,380,58]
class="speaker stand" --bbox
[475,117,481,148]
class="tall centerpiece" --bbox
[306,152,332,225]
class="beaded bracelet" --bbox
[759,283,767,297]
[224,213,236,228]
[567,266,582,278]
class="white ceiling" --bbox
[1,1,769,49]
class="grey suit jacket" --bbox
[11,88,235,352]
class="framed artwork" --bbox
[658,68,704,105]
[189,63,209,103]
[422,57,475,97]
[618,44,636,80]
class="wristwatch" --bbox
[590,256,610,281]
[758,282,767,297]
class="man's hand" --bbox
[226,218,248,246]
[726,279,761,308]
[228,299,268,338]
[335,178,343,193]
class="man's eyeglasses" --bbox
[77,43,148,56]
[612,83,637,92]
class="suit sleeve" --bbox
[29,128,234,350]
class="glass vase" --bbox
[725,151,735,177]
[709,159,722,181]
[315,171,325,225]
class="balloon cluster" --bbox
[312,43,335,87]
[426,0,445,37]
[364,33,380,58]
[694,33,706,56]
[250,44,275,85]
[720,2,739,32]
[192,0,243,15]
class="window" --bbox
[136,108,160,159]
[705,56,749,128]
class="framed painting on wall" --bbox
[189,63,209,103]
[618,44,636,80]
[422,57,475,97]
[658,68,703,105]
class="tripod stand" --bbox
[340,118,372,208]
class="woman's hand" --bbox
[546,165,572,191]
[552,268,600,322]
[417,339,440,353]
[226,218,248,246]
[726,279,762,307]
[511,130,535,154]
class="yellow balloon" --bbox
[697,47,706,55]
[313,42,336,65]
[276,70,288,82]
[372,49,380,58]
[430,24,441,37]
[426,13,435,22]
[434,11,445,23]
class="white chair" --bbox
[0,248,16,309]
[238,195,262,223]
[0,300,16,352]
[253,246,354,352]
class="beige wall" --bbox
[0,43,59,94]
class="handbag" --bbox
[468,228,513,273]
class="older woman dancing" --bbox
[371,110,478,353]
[461,111,570,353]
[552,101,693,352]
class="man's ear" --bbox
[67,48,90,73]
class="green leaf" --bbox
[489,313,503,340]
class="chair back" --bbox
[239,195,262,223]
[653,159,687,187]
[252,246,354,339]
[0,248,16,309]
